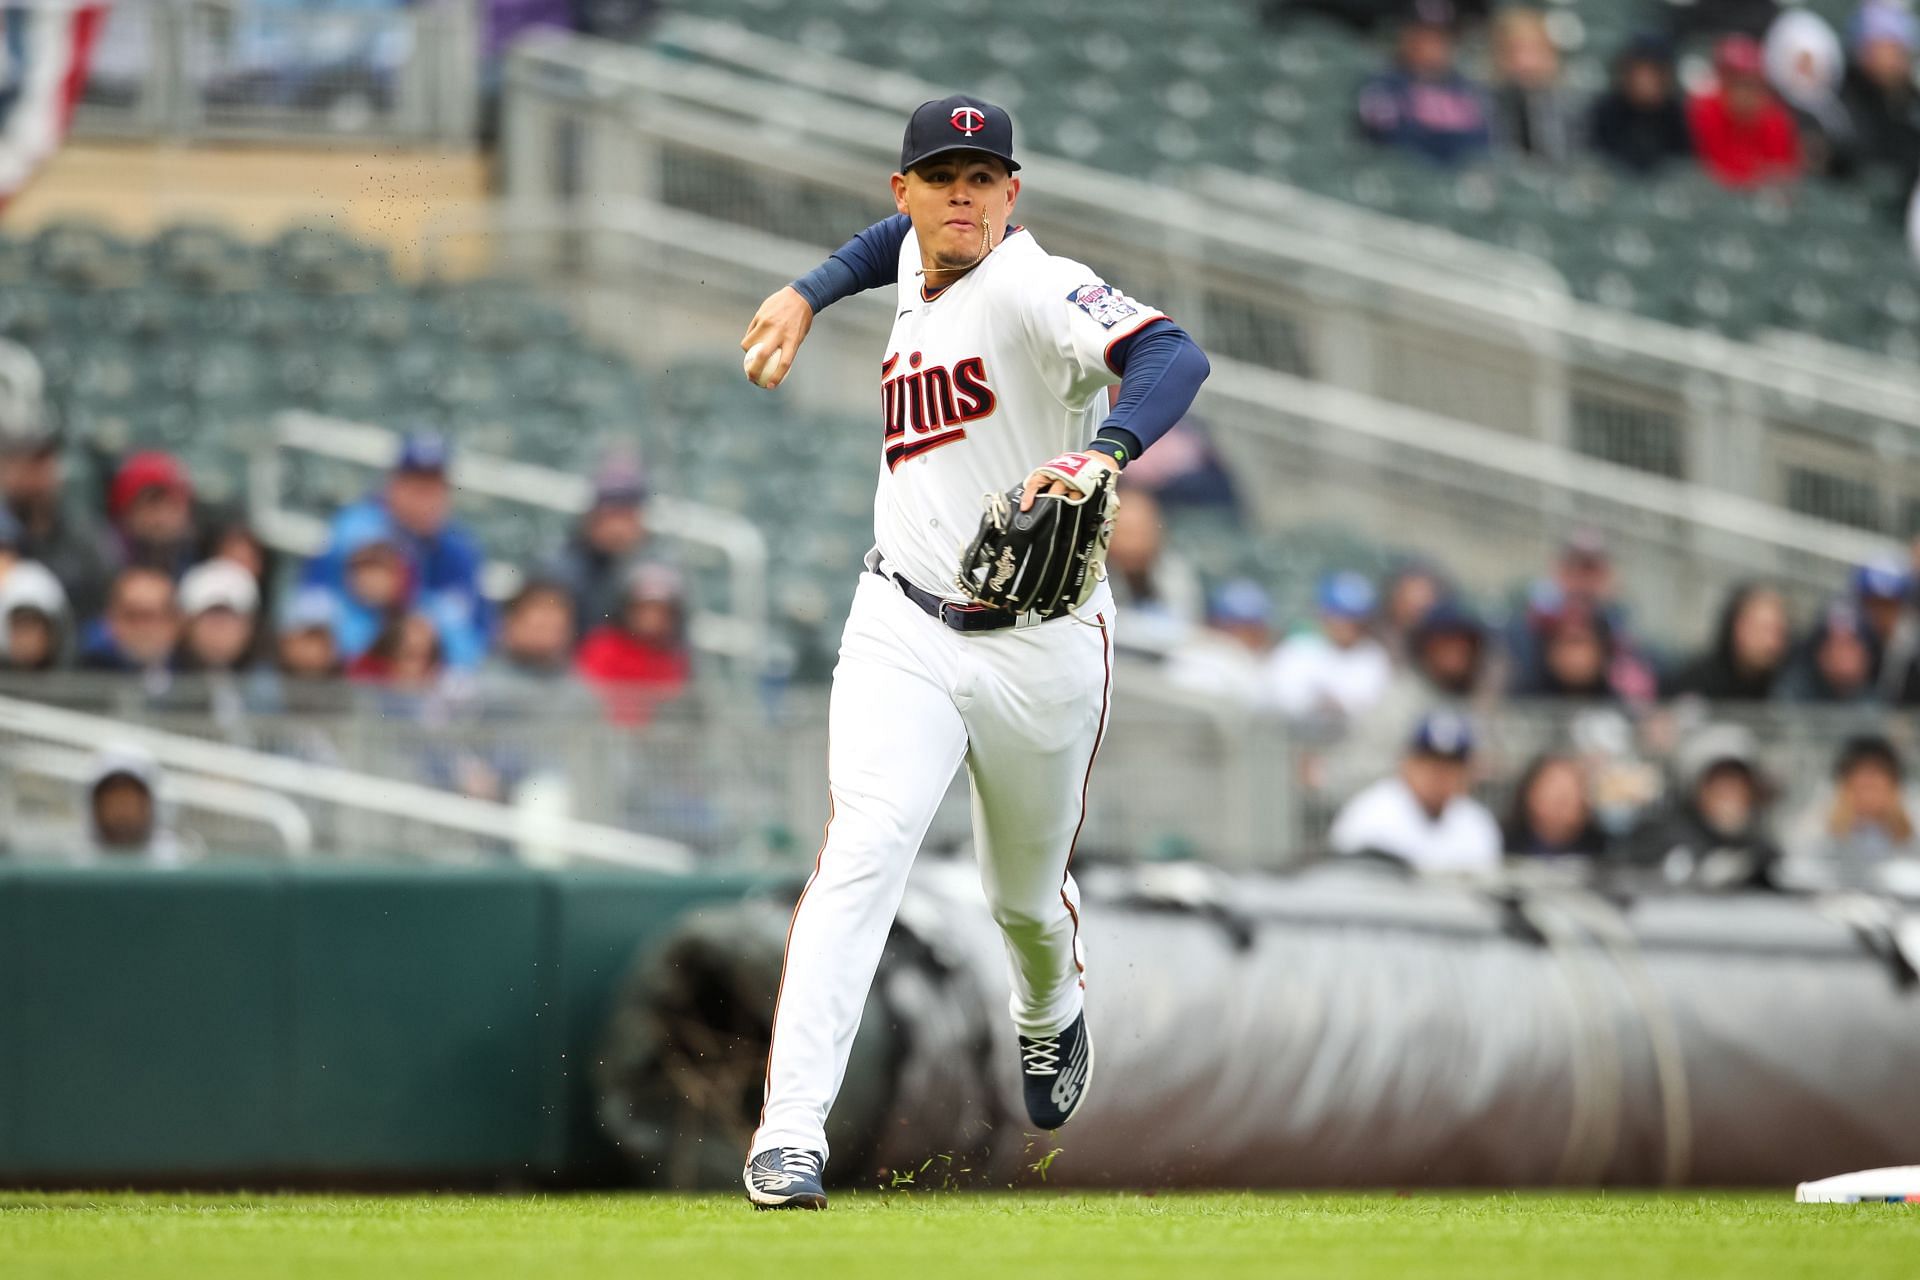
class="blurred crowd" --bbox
[1324,706,1920,898]
[0,359,693,726]
[86,0,663,144]
[7,324,1920,888]
[1341,0,1920,221]
[1109,472,1920,895]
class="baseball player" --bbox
[737,94,1210,1210]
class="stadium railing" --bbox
[251,410,773,667]
[0,691,695,870]
[6,670,1910,871]
[1200,359,1899,619]
[70,0,479,145]
[3,739,316,857]
[499,25,1920,539]
[0,671,1284,868]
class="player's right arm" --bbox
[740,214,912,390]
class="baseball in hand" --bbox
[743,342,784,389]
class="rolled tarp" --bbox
[596,857,1920,1189]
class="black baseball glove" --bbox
[955,453,1118,616]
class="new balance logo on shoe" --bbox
[1050,1032,1089,1110]
[743,1148,828,1211]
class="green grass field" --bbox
[3,1191,1915,1279]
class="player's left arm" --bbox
[1019,317,1211,509]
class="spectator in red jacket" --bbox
[108,451,201,579]
[1690,34,1803,187]
[576,561,691,724]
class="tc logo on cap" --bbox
[950,106,986,136]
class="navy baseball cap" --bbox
[1409,709,1475,762]
[395,431,451,475]
[1413,598,1483,642]
[901,94,1020,175]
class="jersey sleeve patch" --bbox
[1066,283,1139,329]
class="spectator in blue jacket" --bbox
[302,432,490,667]
[1355,0,1493,166]
[317,507,407,664]
[309,504,487,671]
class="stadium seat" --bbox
[647,1,1920,357]
[31,220,145,291]
[266,226,390,294]
[148,223,260,292]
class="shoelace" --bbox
[1020,1035,1061,1077]
[783,1150,822,1179]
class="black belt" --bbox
[872,563,1042,632]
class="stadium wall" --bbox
[0,862,759,1187]
[4,142,488,272]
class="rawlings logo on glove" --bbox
[989,546,1020,593]
[955,455,1119,617]
[1032,451,1100,488]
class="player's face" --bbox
[891,155,1020,273]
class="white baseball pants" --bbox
[749,569,1115,1162]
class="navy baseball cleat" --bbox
[1018,1011,1095,1130]
[743,1148,827,1210]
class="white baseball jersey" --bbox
[874,226,1164,595]
[1267,632,1394,723]
[1329,777,1503,875]
[752,221,1163,1170]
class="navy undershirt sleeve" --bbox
[1087,319,1210,466]
[790,214,912,313]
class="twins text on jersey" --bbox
[880,351,998,471]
